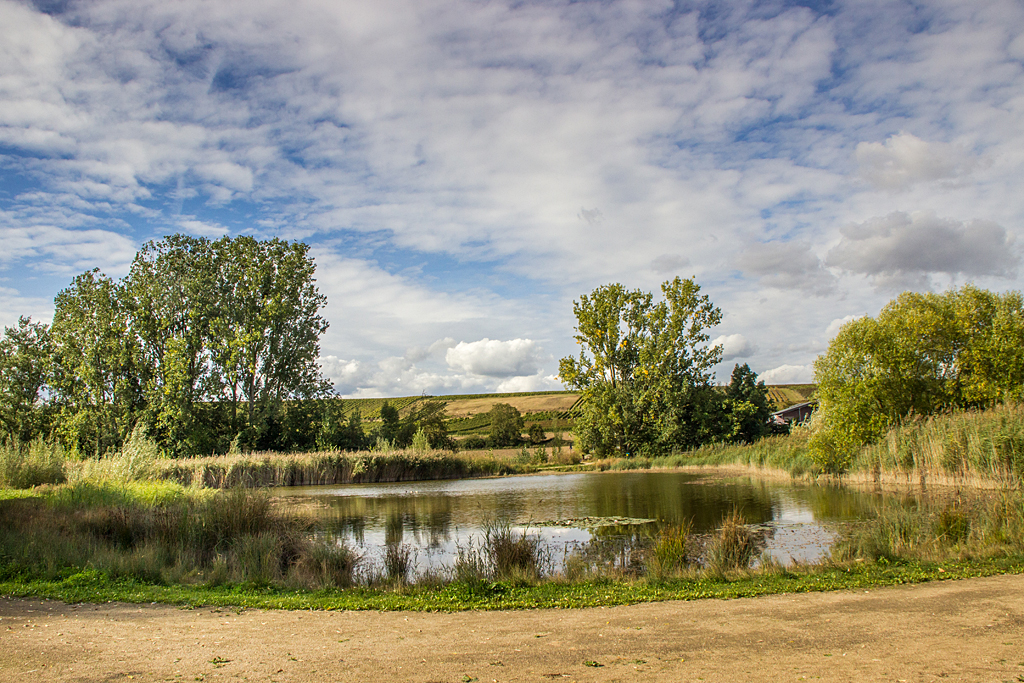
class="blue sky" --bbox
[2,0,1023,397]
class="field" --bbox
[766,383,816,410]
[337,385,809,436]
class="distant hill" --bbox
[337,385,815,427]
[766,384,816,410]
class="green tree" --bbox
[559,277,723,456]
[49,269,142,456]
[811,284,1024,473]
[210,236,331,448]
[489,403,524,447]
[724,363,772,443]
[0,317,53,441]
[123,235,219,455]
[528,422,545,444]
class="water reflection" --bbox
[276,471,877,571]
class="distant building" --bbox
[771,401,815,425]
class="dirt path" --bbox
[3,575,1024,682]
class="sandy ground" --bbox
[3,575,1024,683]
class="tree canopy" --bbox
[811,284,1024,473]
[559,277,724,456]
[0,234,331,456]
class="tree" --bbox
[558,277,723,456]
[210,236,331,447]
[489,403,524,447]
[811,284,1024,473]
[0,317,52,441]
[528,422,545,444]
[49,269,142,455]
[123,235,219,455]
[724,363,773,443]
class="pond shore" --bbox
[4,573,1023,682]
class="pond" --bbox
[275,470,882,576]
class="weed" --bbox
[706,510,757,573]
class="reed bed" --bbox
[849,403,1024,487]
[155,449,532,488]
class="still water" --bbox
[275,471,879,573]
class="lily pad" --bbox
[533,516,657,529]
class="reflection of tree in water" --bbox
[306,493,457,550]
[582,472,777,532]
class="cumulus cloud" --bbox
[760,364,814,384]
[737,241,837,295]
[445,338,543,378]
[496,372,563,393]
[855,133,977,190]
[824,314,864,340]
[826,211,1018,284]
[712,333,755,362]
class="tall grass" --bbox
[156,449,532,488]
[832,491,1024,563]
[852,403,1024,486]
[595,428,817,479]
[0,438,67,488]
[617,404,1024,486]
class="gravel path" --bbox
[3,574,1024,682]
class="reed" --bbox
[154,449,532,488]
[0,438,67,488]
[851,403,1024,487]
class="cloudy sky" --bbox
[2,0,1023,397]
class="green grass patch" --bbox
[3,556,1022,611]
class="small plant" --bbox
[383,542,414,585]
[484,520,545,581]
[646,522,692,579]
[706,510,756,573]
[411,428,430,454]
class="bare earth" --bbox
[3,575,1024,683]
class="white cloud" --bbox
[446,338,543,378]
[855,132,978,190]
[496,372,563,393]
[712,333,755,362]
[760,364,814,385]
[824,314,864,340]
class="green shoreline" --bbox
[5,557,1023,612]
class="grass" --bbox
[3,556,1022,611]
[156,449,537,488]
[592,403,1024,488]
[3,402,1024,611]
[852,403,1024,486]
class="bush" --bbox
[528,423,545,444]
[0,438,67,488]
[489,404,524,447]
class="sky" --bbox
[1,0,1023,397]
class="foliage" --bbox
[489,403,524,447]
[0,235,332,457]
[49,269,141,457]
[558,277,723,456]
[528,423,545,444]
[0,317,53,442]
[724,363,773,443]
[811,285,1024,473]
